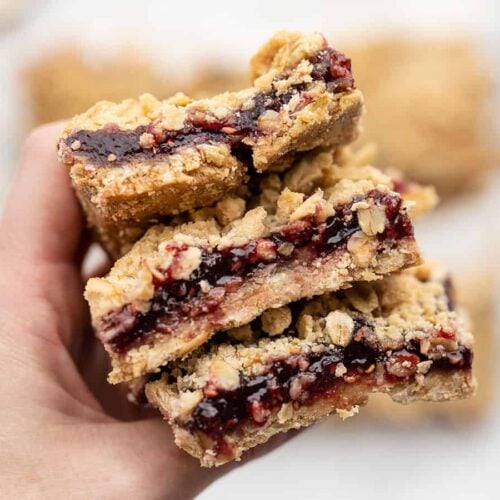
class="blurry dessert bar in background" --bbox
[0,0,34,30]
[360,271,494,425]
[146,263,475,466]
[57,32,363,257]
[22,48,249,126]
[340,37,497,197]
[23,49,174,124]
[186,65,249,99]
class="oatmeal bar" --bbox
[85,168,420,383]
[58,32,363,258]
[24,48,172,125]
[173,145,437,229]
[341,37,496,196]
[186,65,249,99]
[362,270,492,425]
[145,263,475,466]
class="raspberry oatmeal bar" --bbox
[362,270,492,425]
[85,165,420,383]
[58,31,363,257]
[342,37,496,196]
[145,263,475,466]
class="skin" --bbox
[0,124,290,499]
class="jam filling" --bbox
[65,48,354,166]
[102,191,413,353]
[185,332,472,448]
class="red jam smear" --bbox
[102,192,413,354]
[185,333,472,451]
[64,48,355,165]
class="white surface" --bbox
[0,1,498,499]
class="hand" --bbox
[0,124,290,499]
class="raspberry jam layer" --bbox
[100,191,413,353]
[184,332,472,451]
[64,48,354,166]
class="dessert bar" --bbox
[146,263,475,466]
[86,165,420,383]
[58,31,363,257]
[24,48,172,125]
[342,37,495,196]
[362,270,492,424]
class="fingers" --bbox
[0,123,90,364]
[75,332,148,421]
[120,418,302,498]
[115,419,228,499]
[0,123,84,264]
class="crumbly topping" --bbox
[289,189,334,223]
[345,283,380,314]
[252,147,436,220]
[324,311,354,346]
[215,196,246,226]
[60,31,339,138]
[261,306,292,336]
[250,31,327,82]
[346,231,378,268]
[209,360,240,391]
[356,205,387,236]
[275,189,305,221]
[218,207,268,249]
[170,247,202,281]
[386,167,439,218]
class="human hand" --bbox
[0,124,289,499]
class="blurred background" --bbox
[0,0,498,498]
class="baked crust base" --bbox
[147,369,475,467]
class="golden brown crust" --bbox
[70,145,246,258]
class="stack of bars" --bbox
[57,32,476,467]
